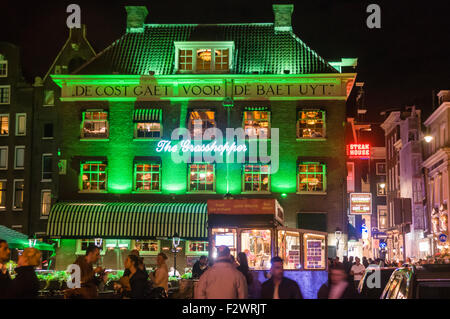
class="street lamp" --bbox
[335,228,342,258]
[172,233,181,277]
[424,135,433,143]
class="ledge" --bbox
[133,138,162,142]
[77,190,108,194]
[132,191,162,194]
[296,138,326,142]
[296,191,327,195]
[80,138,109,142]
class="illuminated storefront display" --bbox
[241,229,272,270]
[346,143,370,159]
[186,241,209,255]
[278,230,300,269]
[303,233,326,270]
[350,193,372,215]
[132,240,159,255]
[211,228,237,258]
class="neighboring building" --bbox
[422,90,450,258]
[30,25,96,239]
[47,5,356,270]
[0,42,33,234]
[380,107,427,261]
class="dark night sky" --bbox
[2,0,449,121]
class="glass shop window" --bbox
[297,110,325,138]
[277,231,301,270]
[81,111,108,139]
[188,110,216,139]
[211,228,237,258]
[134,163,161,192]
[297,162,326,192]
[243,110,270,138]
[243,164,270,192]
[240,229,272,270]
[80,162,107,192]
[303,233,326,270]
[188,163,215,192]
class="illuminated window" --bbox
[15,113,26,136]
[81,111,108,139]
[0,57,7,77]
[186,241,209,255]
[378,206,388,230]
[0,180,6,210]
[188,163,215,192]
[179,49,193,71]
[42,154,52,181]
[0,147,7,170]
[0,86,10,104]
[134,108,161,139]
[243,164,270,192]
[211,228,237,258]
[134,163,161,192]
[377,183,386,196]
[297,110,325,138]
[133,240,159,255]
[277,231,300,270]
[188,110,216,139]
[136,123,161,138]
[43,90,54,106]
[175,42,233,73]
[241,229,272,270]
[297,162,326,193]
[243,110,270,138]
[13,179,24,210]
[40,190,51,217]
[80,162,107,192]
[0,114,8,135]
[78,239,104,254]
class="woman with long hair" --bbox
[237,252,261,298]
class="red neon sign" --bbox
[347,143,370,158]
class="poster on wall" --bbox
[303,234,326,270]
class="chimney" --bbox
[125,6,148,32]
[273,4,294,31]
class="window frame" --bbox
[12,179,24,211]
[174,41,234,74]
[79,161,108,193]
[377,182,387,196]
[15,113,26,136]
[0,114,9,136]
[134,122,162,140]
[131,239,161,256]
[0,146,8,170]
[42,123,54,139]
[296,162,327,194]
[43,90,55,106]
[242,163,271,193]
[80,110,109,140]
[42,153,53,182]
[14,145,25,170]
[0,85,10,104]
[242,110,271,139]
[188,162,216,193]
[0,60,7,77]
[376,162,387,175]
[296,109,326,140]
[187,109,216,140]
[40,189,52,219]
[133,162,162,193]
[377,205,388,230]
[0,179,6,210]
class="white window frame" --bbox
[12,179,24,211]
[42,153,53,182]
[0,85,11,105]
[15,113,26,136]
[40,189,51,219]
[0,60,7,77]
[378,205,388,230]
[0,146,8,170]
[0,179,6,210]
[174,41,234,73]
[0,114,9,136]
[14,146,25,170]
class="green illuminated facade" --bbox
[45,4,356,269]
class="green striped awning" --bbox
[244,106,270,112]
[46,202,207,239]
[133,108,161,123]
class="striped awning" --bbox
[47,202,207,239]
[244,106,270,112]
[133,108,161,123]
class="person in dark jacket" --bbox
[261,256,303,299]
[192,256,209,279]
[318,263,359,299]
[0,239,12,299]
[123,254,149,299]
[10,248,41,299]
[237,252,261,299]
[123,249,146,277]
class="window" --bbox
[0,86,10,104]
[241,229,272,270]
[211,228,237,258]
[0,180,6,210]
[243,164,270,192]
[80,162,107,192]
[77,239,104,255]
[0,114,8,135]
[42,154,52,181]
[0,58,7,77]
[376,162,386,175]
[297,110,325,138]
[243,109,270,138]
[43,90,54,106]
[81,111,108,139]
[297,162,326,193]
[43,123,53,138]
[188,110,216,139]
[134,163,161,192]
[132,240,160,255]
[278,231,301,270]
[188,163,215,192]
[133,109,162,139]
[179,49,193,71]
[378,206,388,230]
[40,190,51,217]
[347,162,355,193]
[377,183,386,196]
[13,179,24,210]
[15,113,26,136]
[0,147,7,170]
[14,146,25,169]
[175,42,233,73]
[135,123,161,138]
[186,241,209,255]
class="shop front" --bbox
[207,198,328,299]
[431,205,450,259]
